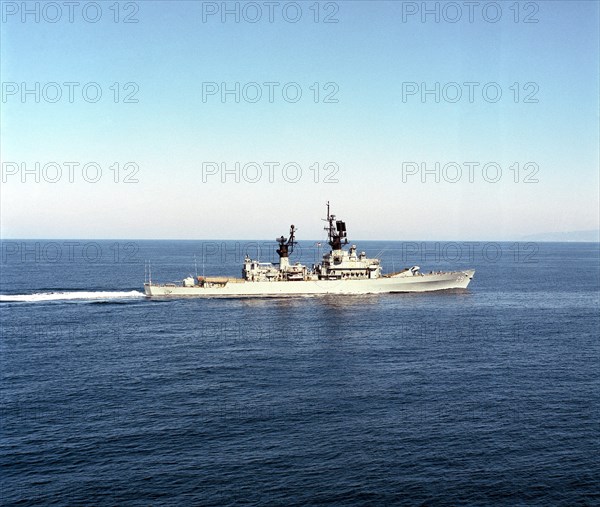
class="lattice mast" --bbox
[323,201,348,251]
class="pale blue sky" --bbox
[1,0,598,240]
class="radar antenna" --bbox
[276,225,297,258]
[323,201,348,251]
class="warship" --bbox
[144,203,474,297]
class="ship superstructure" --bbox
[144,203,474,297]
[315,202,381,280]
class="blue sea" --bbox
[1,240,599,505]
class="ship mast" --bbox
[323,201,348,251]
[276,225,297,258]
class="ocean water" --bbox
[1,240,599,505]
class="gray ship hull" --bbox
[144,270,475,297]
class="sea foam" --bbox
[0,291,146,302]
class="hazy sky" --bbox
[1,0,598,240]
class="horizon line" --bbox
[1,238,599,243]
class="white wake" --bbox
[0,291,146,302]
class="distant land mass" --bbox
[520,230,600,242]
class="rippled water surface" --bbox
[1,241,599,505]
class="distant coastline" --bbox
[519,230,600,242]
